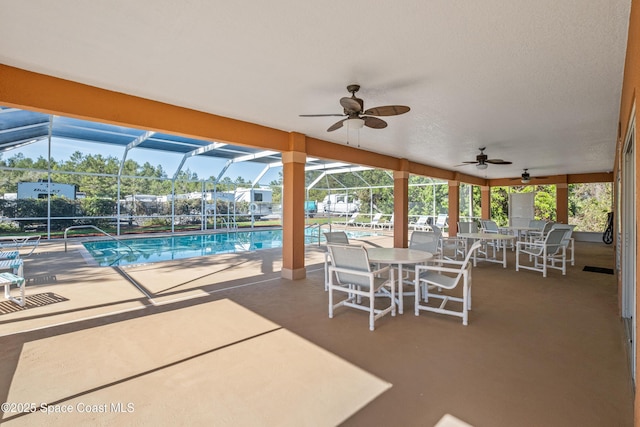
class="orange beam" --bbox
[0,64,289,151]
[393,169,410,248]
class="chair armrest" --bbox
[415,264,466,275]
[371,265,391,276]
[516,240,544,249]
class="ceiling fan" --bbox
[457,147,512,170]
[511,168,548,184]
[300,84,410,132]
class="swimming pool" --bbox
[82,228,379,267]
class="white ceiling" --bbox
[0,1,632,180]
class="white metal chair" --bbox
[516,228,567,277]
[524,219,547,242]
[432,224,466,260]
[549,224,576,266]
[370,213,385,229]
[344,212,359,227]
[323,231,350,290]
[358,212,384,228]
[384,214,394,230]
[457,221,479,257]
[327,244,396,331]
[435,214,448,231]
[479,219,501,255]
[409,215,430,231]
[414,241,483,325]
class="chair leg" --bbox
[369,291,375,331]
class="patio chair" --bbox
[523,219,547,242]
[549,223,576,266]
[515,228,567,277]
[384,214,394,230]
[0,235,41,257]
[457,221,479,257]
[435,214,448,231]
[407,231,443,291]
[323,231,350,290]
[479,219,502,255]
[409,231,442,259]
[0,271,26,307]
[409,215,430,231]
[327,244,396,331]
[414,241,483,325]
[432,224,466,260]
[343,212,359,227]
[359,213,384,229]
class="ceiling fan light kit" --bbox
[345,117,365,129]
[300,84,410,132]
[476,163,488,170]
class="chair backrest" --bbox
[430,224,442,235]
[528,219,547,231]
[324,231,350,245]
[371,213,383,223]
[347,212,359,224]
[480,220,499,233]
[542,221,554,235]
[439,241,483,289]
[409,231,440,253]
[458,221,478,233]
[543,228,567,255]
[435,214,448,228]
[415,216,429,225]
[551,224,575,245]
[327,244,372,288]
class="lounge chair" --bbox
[0,235,41,257]
[435,214,448,232]
[343,212,359,227]
[409,215,430,231]
[359,213,384,228]
[0,272,26,307]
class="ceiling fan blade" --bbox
[363,116,387,129]
[486,159,512,165]
[462,161,479,164]
[327,119,347,132]
[455,163,474,167]
[340,97,362,113]
[299,113,346,117]
[363,105,410,116]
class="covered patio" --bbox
[0,234,632,426]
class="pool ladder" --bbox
[306,223,333,246]
[64,225,138,266]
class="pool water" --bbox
[82,228,378,267]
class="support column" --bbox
[481,185,491,219]
[281,132,307,280]
[448,181,460,236]
[556,183,569,224]
[393,168,410,248]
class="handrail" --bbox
[311,223,334,246]
[64,225,135,254]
